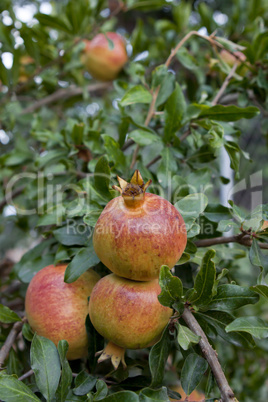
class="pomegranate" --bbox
[93,170,187,281]
[88,273,173,368]
[82,32,128,81]
[25,264,100,360]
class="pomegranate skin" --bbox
[93,192,187,281]
[88,274,172,350]
[25,265,100,360]
[82,32,128,81]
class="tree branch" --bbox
[182,306,237,402]
[18,369,34,381]
[195,235,268,249]
[0,317,27,368]
[212,63,238,106]
[21,83,111,115]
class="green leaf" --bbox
[93,379,108,400]
[102,135,126,169]
[189,250,216,308]
[163,83,186,143]
[181,353,208,395]
[83,209,102,227]
[139,387,169,401]
[226,317,268,340]
[30,334,61,402]
[192,104,260,121]
[249,238,268,276]
[208,285,259,311]
[71,123,84,145]
[149,326,171,388]
[224,141,240,175]
[204,204,231,223]
[0,304,21,324]
[22,323,34,342]
[64,244,99,283]
[157,148,177,188]
[94,155,111,198]
[73,371,96,396]
[53,224,91,246]
[176,323,201,350]
[250,285,268,301]
[158,266,183,307]
[175,193,208,221]
[128,130,160,146]
[196,311,255,348]
[0,374,41,402]
[120,85,152,106]
[101,391,139,401]
[176,47,198,70]
[56,341,72,402]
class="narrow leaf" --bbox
[181,354,208,395]
[226,317,268,340]
[120,85,152,106]
[163,83,186,143]
[149,326,171,388]
[56,340,72,402]
[0,374,41,402]
[189,250,216,307]
[176,323,201,351]
[208,285,259,311]
[64,244,99,283]
[30,334,61,402]
[0,304,21,324]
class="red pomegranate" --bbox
[25,264,100,360]
[88,273,173,368]
[93,170,187,281]
[82,32,128,81]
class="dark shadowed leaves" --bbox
[189,250,216,308]
[139,387,170,401]
[181,353,208,395]
[73,371,96,396]
[149,326,171,388]
[208,284,259,311]
[85,315,104,372]
[56,340,72,402]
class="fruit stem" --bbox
[112,170,152,208]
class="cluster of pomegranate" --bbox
[89,170,187,368]
[25,171,187,368]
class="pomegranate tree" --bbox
[93,170,187,281]
[89,273,172,368]
[25,264,100,360]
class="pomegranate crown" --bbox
[112,170,152,206]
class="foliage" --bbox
[0,0,268,401]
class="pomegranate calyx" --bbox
[96,341,126,370]
[112,170,152,208]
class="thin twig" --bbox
[195,235,268,249]
[212,63,238,106]
[0,317,27,368]
[182,306,237,402]
[18,369,34,381]
[121,139,135,151]
[21,82,111,115]
[146,155,162,169]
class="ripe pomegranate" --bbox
[88,273,173,368]
[25,264,100,360]
[82,32,128,81]
[93,170,187,281]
